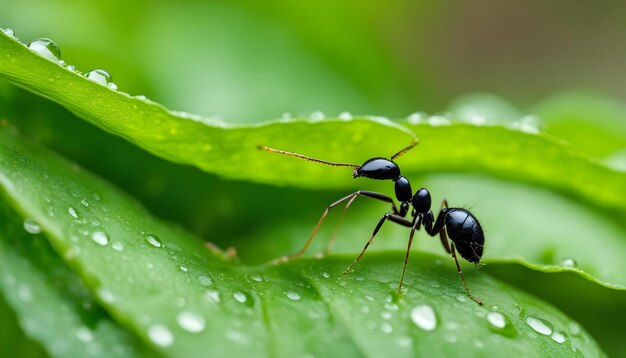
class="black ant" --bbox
[259,139,484,305]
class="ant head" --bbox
[352,158,400,180]
[412,188,431,214]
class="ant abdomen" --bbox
[445,209,484,263]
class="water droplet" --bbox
[28,38,62,63]
[445,333,458,343]
[107,82,118,91]
[407,112,425,124]
[66,64,76,72]
[428,115,450,126]
[91,231,108,246]
[381,311,392,320]
[559,258,577,268]
[381,322,393,333]
[286,291,301,301]
[338,112,352,120]
[23,218,42,234]
[3,28,15,37]
[455,295,467,303]
[526,316,552,336]
[68,206,79,219]
[177,311,206,333]
[360,305,370,313]
[75,326,93,342]
[250,274,262,282]
[85,69,113,86]
[135,95,147,101]
[205,290,220,303]
[233,291,247,303]
[226,329,243,342]
[411,304,437,331]
[551,331,566,344]
[511,115,542,134]
[198,275,212,286]
[487,312,506,329]
[97,288,115,303]
[80,199,90,207]
[309,111,324,121]
[18,285,33,302]
[322,272,330,278]
[145,234,163,248]
[179,265,188,272]
[112,242,124,251]
[569,322,581,336]
[148,324,174,347]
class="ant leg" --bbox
[279,191,399,262]
[324,190,400,255]
[424,198,450,237]
[438,225,451,254]
[343,213,412,275]
[398,215,422,293]
[450,242,483,305]
[391,138,419,160]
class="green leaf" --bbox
[0,120,605,356]
[0,199,151,357]
[1,32,626,218]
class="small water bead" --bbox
[250,274,262,282]
[135,95,148,101]
[322,272,330,279]
[80,199,90,207]
[559,258,578,268]
[551,331,566,344]
[145,234,163,248]
[91,231,109,246]
[487,312,506,329]
[381,322,393,334]
[179,265,188,272]
[107,82,118,91]
[177,311,206,333]
[23,218,42,234]
[568,322,581,336]
[198,275,212,286]
[309,111,324,121]
[205,290,220,303]
[381,311,392,320]
[338,112,352,120]
[85,69,113,86]
[407,112,425,124]
[410,304,437,331]
[428,115,450,126]
[526,316,552,336]
[28,38,62,63]
[66,65,76,72]
[148,324,174,347]
[3,28,15,37]
[68,206,79,219]
[75,326,94,342]
[233,291,247,303]
[97,288,115,303]
[286,291,301,301]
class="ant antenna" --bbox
[258,146,359,167]
[390,138,419,161]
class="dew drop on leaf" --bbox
[559,258,578,268]
[148,324,174,347]
[145,234,163,248]
[526,316,552,336]
[111,242,124,251]
[205,290,220,303]
[551,331,567,344]
[23,218,41,234]
[410,304,437,331]
[309,111,324,121]
[85,69,113,87]
[486,311,517,337]
[68,206,79,219]
[233,291,247,303]
[198,275,212,286]
[27,38,62,63]
[176,311,206,333]
[286,291,301,301]
[75,326,94,342]
[3,28,15,38]
[91,231,109,246]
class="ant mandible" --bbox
[259,138,484,305]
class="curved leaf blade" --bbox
[1,32,626,217]
[0,125,604,357]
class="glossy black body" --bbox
[424,208,484,263]
[353,158,400,180]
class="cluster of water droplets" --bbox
[406,109,544,134]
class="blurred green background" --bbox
[1,0,626,356]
